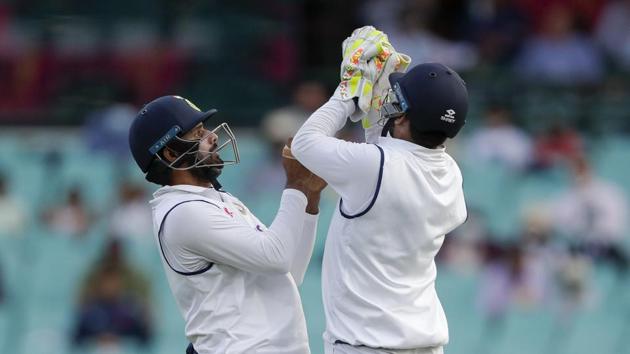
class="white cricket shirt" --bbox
[292,98,467,349]
[150,185,317,354]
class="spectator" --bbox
[468,0,528,65]
[518,0,606,33]
[0,15,56,117]
[384,0,479,71]
[554,246,592,319]
[476,206,559,323]
[360,0,407,35]
[109,182,152,242]
[247,81,328,196]
[261,81,328,145]
[0,172,27,237]
[514,3,603,85]
[43,186,91,238]
[82,88,137,161]
[440,209,490,271]
[595,0,630,71]
[73,239,152,348]
[532,123,583,170]
[477,243,518,322]
[516,209,554,306]
[550,157,629,272]
[466,104,533,171]
[477,238,549,322]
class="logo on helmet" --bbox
[393,83,409,112]
[440,109,456,123]
[173,95,202,112]
[148,125,182,155]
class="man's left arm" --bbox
[291,98,381,214]
[289,193,319,285]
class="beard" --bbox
[181,151,224,186]
[167,136,227,188]
[190,164,222,184]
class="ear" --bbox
[394,115,410,127]
[163,147,178,163]
[391,115,413,141]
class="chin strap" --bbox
[381,118,396,137]
[211,177,223,191]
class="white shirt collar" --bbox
[377,136,446,155]
[153,184,218,199]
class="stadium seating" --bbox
[0,131,628,354]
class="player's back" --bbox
[322,136,467,350]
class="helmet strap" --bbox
[381,117,396,137]
[210,177,223,190]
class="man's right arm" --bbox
[162,189,308,275]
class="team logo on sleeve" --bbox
[223,207,234,218]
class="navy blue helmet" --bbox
[384,63,468,138]
[128,95,218,173]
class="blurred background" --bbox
[0,0,629,353]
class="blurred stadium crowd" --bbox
[0,1,629,354]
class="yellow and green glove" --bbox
[335,26,388,119]
[363,42,411,143]
[334,26,411,142]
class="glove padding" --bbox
[363,43,411,143]
[335,26,387,118]
[334,26,411,141]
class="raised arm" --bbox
[291,97,382,214]
[163,189,308,275]
[289,192,320,286]
[281,140,326,285]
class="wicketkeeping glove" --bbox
[362,43,411,143]
[333,26,411,139]
[334,26,388,120]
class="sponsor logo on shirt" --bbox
[232,201,248,216]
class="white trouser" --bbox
[324,342,444,354]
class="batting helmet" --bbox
[128,95,218,173]
[385,63,468,138]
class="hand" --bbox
[282,138,327,195]
[341,26,387,63]
[362,43,411,143]
[335,26,409,126]
[335,27,388,110]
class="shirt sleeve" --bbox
[289,212,319,286]
[161,189,308,275]
[291,98,382,214]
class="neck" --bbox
[170,170,213,188]
[391,130,413,143]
